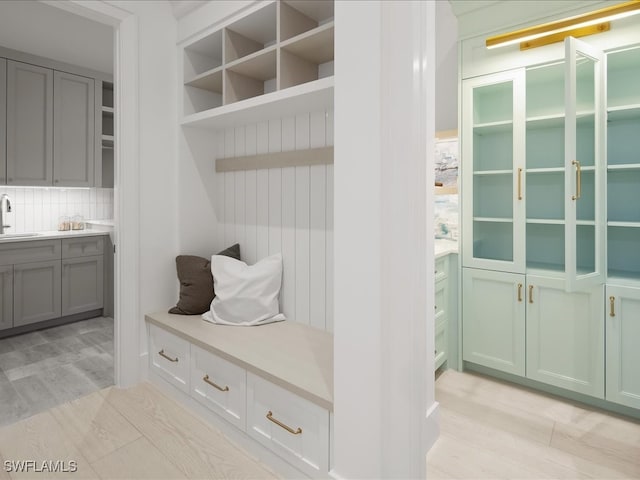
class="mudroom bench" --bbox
[145,311,333,478]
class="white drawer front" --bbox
[246,373,329,478]
[149,325,190,393]
[190,345,246,430]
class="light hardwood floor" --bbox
[429,369,640,479]
[0,382,277,480]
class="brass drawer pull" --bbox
[203,375,229,392]
[266,411,302,435]
[528,285,534,304]
[609,296,615,317]
[158,349,178,363]
[517,283,523,302]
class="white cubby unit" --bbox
[181,0,334,128]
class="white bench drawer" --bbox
[246,373,329,478]
[149,324,190,393]
[191,345,246,430]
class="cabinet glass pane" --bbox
[473,125,512,171]
[526,121,563,169]
[607,47,640,109]
[527,223,564,271]
[576,115,595,167]
[473,221,513,262]
[526,172,564,220]
[608,170,640,222]
[527,62,564,118]
[576,56,595,113]
[608,113,640,165]
[609,227,640,279]
[473,174,512,218]
[576,170,595,221]
[473,82,512,125]
[577,225,595,273]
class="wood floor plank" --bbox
[550,421,640,479]
[432,370,640,480]
[49,390,142,463]
[0,411,98,479]
[103,383,278,479]
[89,436,186,480]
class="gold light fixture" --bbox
[486,0,640,50]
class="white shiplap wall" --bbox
[215,110,334,332]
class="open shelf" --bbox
[473,127,512,171]
[182,0,334,120]
[280,0,334,41]
[181,76,333,129]
[474,174,513,218]
[281,23,334,89]
[527,223,564,271]
[473,82,513,125]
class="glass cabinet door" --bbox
[462,69,525,273]
[564,36,606,292]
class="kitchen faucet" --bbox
[0,194,11,234]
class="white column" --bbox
[333,1,437,479]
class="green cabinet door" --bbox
[526,275,604,398]
[462,268,525,376]
[606,285,640,409]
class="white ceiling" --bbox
[0,0,113,74]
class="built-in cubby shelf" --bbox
[182,0,334,120]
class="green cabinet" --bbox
[526,275,604,398]
[462,37,606,290]
[462,268,525,376]
[606,285,640,410]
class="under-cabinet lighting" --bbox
[486,0,640,50]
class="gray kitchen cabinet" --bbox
[53,71,95,187]
[61,236,105,316]
[13,260,62,327]
[62,255,104,316]
[6,60,54,186]
[0,59,6,184]
[0,265,13,331]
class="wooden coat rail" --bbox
[215,146,333,172]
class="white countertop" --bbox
[435,238,458,258]
[0,229,109,243]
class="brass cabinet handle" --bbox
[203,374,229,392]
[528,285,534,304]
[158,349,178,363]
[609,296,615,317]
[517,283,523,302]
[266,411,302,435]
[517,168,523,200]
[572,160,581,200]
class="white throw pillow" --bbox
[202,253,286,326]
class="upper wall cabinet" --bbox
[53,71,95,187]
[182,0,334,129]
[0,59,6,185]
[6,60,54,186]
[462,37,606,291]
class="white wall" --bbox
[212,111,334,331]
[0,0,113,74]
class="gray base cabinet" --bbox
[62,255,104,316]
[0,236,105,331]
[13,260,61,327]
[0,265,13,331]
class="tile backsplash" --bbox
[0,187,114,233]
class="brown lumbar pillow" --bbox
[169,244,240,315]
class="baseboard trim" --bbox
[0,309,103,339]
[424,400,440,453]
